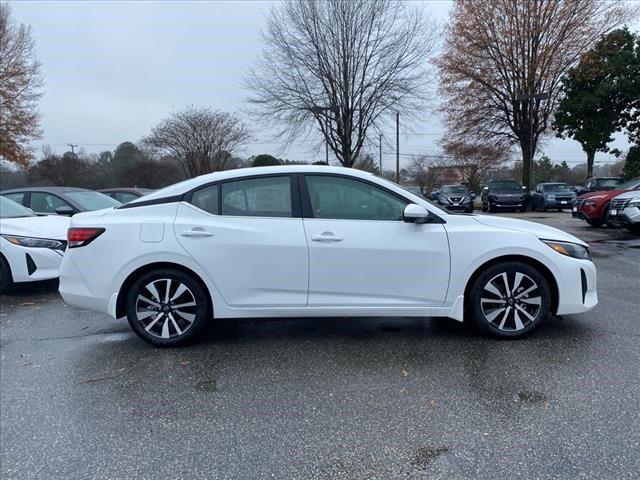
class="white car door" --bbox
[174,174,308,307]
[301,174,450,306]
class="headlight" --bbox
[545,194,555,200]
[1,235,65,250]
[463,196,472,203]
[627,200,640,208]
[541,240,591,260]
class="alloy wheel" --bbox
[480,271,541,332]
[135,278,197,339]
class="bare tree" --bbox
[406,155,449,193]
[246,0,438,167]
[142,106,251,178]
[442,139,511,193]
[436,0,635,190]
[0,3,43,167]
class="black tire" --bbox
[586,217,604,227]
[626,224,640,234]
[468,261,551,338]
[530,202,536,212]
[481,200,487,212]
[488,200,495,213]
[519,206,527,213]
[465,206,474,213]
[126,269,210,347]
[0,255,11,296]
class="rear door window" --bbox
[221,176,292,217]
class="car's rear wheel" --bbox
[125,269,210,347]
[0,255,11,295]
[468,261,551,338]
[488,200,495,213]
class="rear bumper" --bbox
[58,254,111,314]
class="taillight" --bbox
[67,228,105,248]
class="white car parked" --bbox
[609,190,640,232]
[59,166,598,346]
[0,197,70,294]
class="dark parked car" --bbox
[431,184,475,213]
[481,180,526,212]
[1,187,121,216]
[531,182,577,211]
[99,188,154,204]
[573,177,623,196]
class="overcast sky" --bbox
[9,0,636,169]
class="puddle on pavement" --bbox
[517,389,548,404]
[411,447,449,469]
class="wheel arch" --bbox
[0,251,13,287]
[463,254,559,315]
[115,261,213,319]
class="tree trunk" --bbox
[586,149,596,178]
[520,138,533,190]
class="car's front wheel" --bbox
[468,261,551,338]
[126,269,210,347]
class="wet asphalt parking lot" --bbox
[1,212,639,480]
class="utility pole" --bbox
[395,112,400,183]
[379,133,383,175]
[325,116,329,164]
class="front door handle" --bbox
[181,228,214,238]
[311,232,343,242]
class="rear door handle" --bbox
[181,228,214,238]
[311,232,343,242]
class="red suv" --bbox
[572,178,640,227]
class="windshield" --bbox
[66,191,121,210]
[442,186,468,195]
[598,178,623,188]
[0,196,36,219]
[617,178,640,190]
[489,180,521,190]
[542,183,570,192]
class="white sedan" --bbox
[59,166,597,346]
[0,197,70,294]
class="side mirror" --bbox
[470,193,476,200]
[403,204,431,224]
[55,205,76,216]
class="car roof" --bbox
[130,165,379,204]
[99,188,153,193]
[1,186,90,194]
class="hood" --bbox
[0,214,70,240]
[579,188,627,200]
[472,215,587,246]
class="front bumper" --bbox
[1,240,65,284]
[543,199,575,208]
[622,205,640,225]
[442,203,473,211]
[555,258,598,315]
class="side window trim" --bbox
[300,173,410,221]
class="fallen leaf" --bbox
[20,302,35,307]
[180,361,190,366]
[401,369,408,377]
[399,388,406,395]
